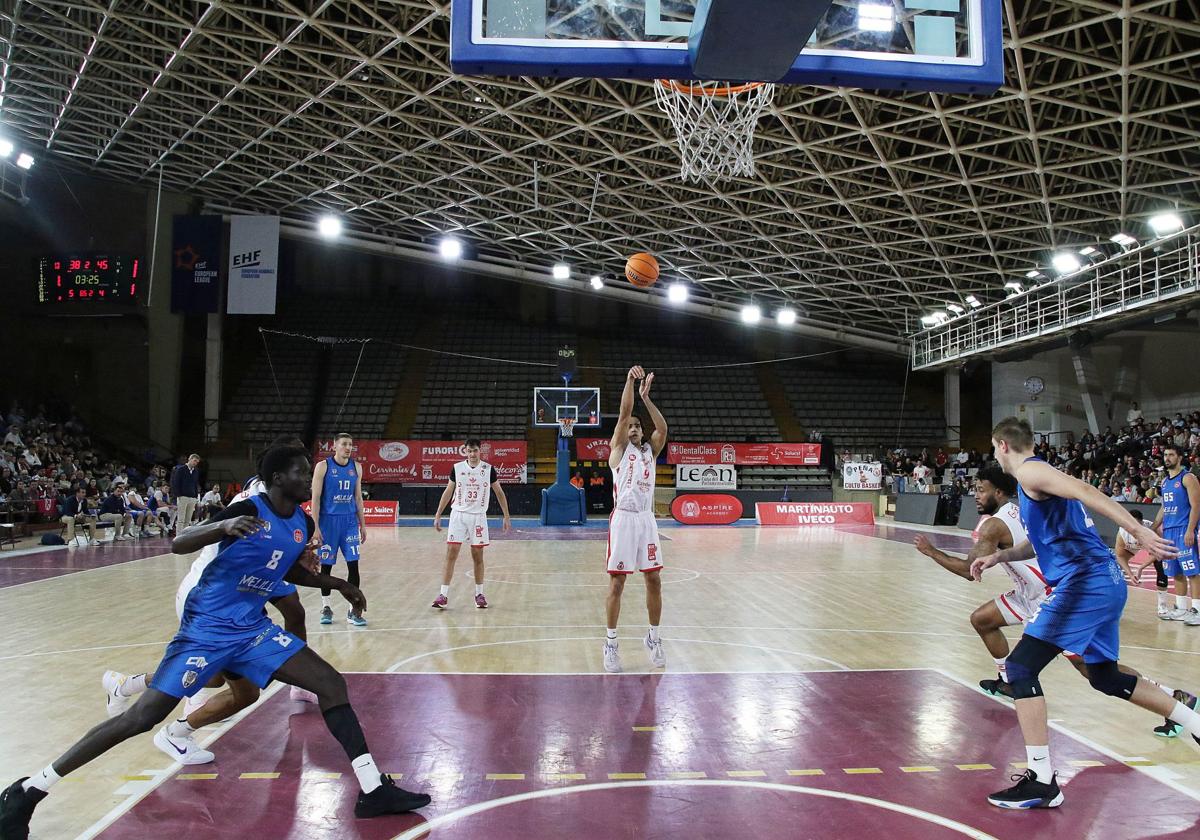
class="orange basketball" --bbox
[625,253,659,288]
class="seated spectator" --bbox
[150,481,175,531]
[61,486,99,546]
[3,425,24,448]
[1126,402,1143,424]
[200,483,225,519]
[98,482,133,541]
[125,485,161,535]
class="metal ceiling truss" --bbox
[1,0,1197,343]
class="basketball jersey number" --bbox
[1164,491,1175,503]
[266,549,284,570]
[339,480,351,491]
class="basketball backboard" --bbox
[451,0,1002,93]
[533,386,601,428]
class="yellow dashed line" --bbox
[843,768,882,775]
[239,773,281,780]
[668,771,708,779]
[1125,760,1155,767]
[900,766,939,773]
[726,770,767,778]
[121,775,155,782]
[545,773,586,781]
[1010,762,1028,769]
[787,769,825,776]
[1068,760,1104,768]
[608,772,647,780]
[955,764,994,771]
[486,774,526,781]
[177,773,218,781]
[632,726,658,732]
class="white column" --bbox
[1070,347,1106,434]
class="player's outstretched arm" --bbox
[432,479,454,531]
[609,365,644,469]
[284,563,366,613]
[1184,473,1200,548]
[639,373,668,457]
[970,539,1036,581]
[172,511,265,554]
[914,524,1003,581]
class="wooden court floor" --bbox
[2,519,1200,838]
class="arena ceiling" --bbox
[1,0,1198,344]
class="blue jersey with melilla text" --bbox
[179,495,311,643]
[322,457,358,516]
[1017,457,1115,587]
[1162,470,1192,532]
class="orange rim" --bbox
[656,79,767,97]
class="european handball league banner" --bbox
[842,462,883,491]
[667,442,822,466]
[226,215,280,314]
[314,439,528,484]
[170,215,222,313]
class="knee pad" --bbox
[1087,661,1137,699]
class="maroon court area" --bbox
[0,539,172,588]
[97,671,1200,839]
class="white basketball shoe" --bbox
[603,640,622,673]
[644,634,667,668]
[153,726,215,765]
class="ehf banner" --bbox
[170,215,222,313]
[842,461,882,491]
[226,215,280,314]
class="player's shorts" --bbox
[1163,526,1199,577]
[447,510,489,547]
[318,513,361,564]
[994,590,1045,627]
[150,622,305,698]
[1024,559,1128,664]
[607,509,662,575]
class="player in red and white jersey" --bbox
[917,467,1189,736]
[432,438,512,610]
[603,366,668,673]
[1120,508,1172,619]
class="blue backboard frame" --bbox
[450,0,1003,94]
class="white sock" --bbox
[352,754,382,793]
[994,658,1009,682]
[475,584,484,596]
[648,625,660,642]
[1025,745,1053,783]
[440,584,450,597]
[119,673,148,697]
[1159,590,1170,608]
[23,765,61,793]
[167,718,195,738]
[1170,700,1200,738]
[606,628,618,642]
[1177,595,1188,610]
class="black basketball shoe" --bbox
[979,675,1015,698]
[354,773,431,818]
[0,778,46,840]
[987,769,1063,809]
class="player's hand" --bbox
[220,516,266,538]
[1117,561,1137,585]
[1136,525,1178,560]
[312,524,323,546]
[337,581,366,614]
[639,372,655,399]
[628,365,645,381]
[434,516,442,532]
[359,524,368,545]
[502,516,512,533]
[299,536,321,574]
[913,534,935,557]
[970,552,1001,581]
[1187,530,1196,548]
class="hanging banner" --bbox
[675,464,737,490]
[755,502,876,526]
[576,438,611,460]
[313,439,528,484]
[666,442,822,466]
[302,499,397,525]
[842,462,883,491]
[226,215,280,314]
[170,215,222,313]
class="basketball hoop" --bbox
[653,79,775,183]
[557,417,575,438]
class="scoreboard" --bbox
[36,255,140,306]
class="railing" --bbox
[911,225,1200,370]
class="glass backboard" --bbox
[533,386,602,428]
[451,0,1002,93]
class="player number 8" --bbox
[266,549,284,570]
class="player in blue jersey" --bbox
[972,418,1200,811]
[0,446,430,838]
[1152,444,1200,624]
[312,432,368,627]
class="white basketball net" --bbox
[653,80,775,183]
[558,417,575,437]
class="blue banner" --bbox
[170,215,222,313]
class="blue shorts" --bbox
[1163,527,1199,577]
[150,622,305,697]
[1025,560,1128,664]
[318,513,360,565]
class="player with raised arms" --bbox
[972,418,1200,810]
[312,433,368,627]
[0,446,430,837]
[603,365,668,673]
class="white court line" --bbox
[352,667,933,676]
[389,779,998,840]
[932,667,1200,804]
[74,681,287,840]
[385,636,851,673]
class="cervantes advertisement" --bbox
[576,438,611,460]
[314,439,527,484]
[301,500,398,525]
[671,494,744,525]
[666,442,822,466]
[755,502,876,527]
[842,462,883,491]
